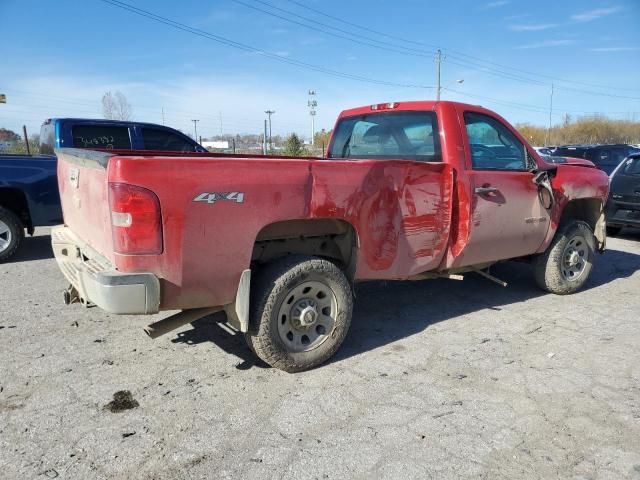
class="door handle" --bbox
[474,186,499,194]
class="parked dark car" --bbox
[606,153,640,236]
[0,154,61,261]
[0,118,205,262]
[40,118,206,154]
[553,144,640,175]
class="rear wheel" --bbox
[0,207,24,263]
[247,255,353,372]
[533,220,595,295]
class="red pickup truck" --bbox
[52,101,609,372]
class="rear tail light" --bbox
[108,182,162,255]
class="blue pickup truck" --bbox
[0,118,204,262]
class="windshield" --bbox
[328,111,441,161]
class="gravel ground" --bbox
[1,228,639,480]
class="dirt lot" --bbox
[1,228,639,479]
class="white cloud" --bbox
[509,23,559,31]
[504,14,530,20]
[589,46,640,52]
[515,39,575,49]
[481,1,510,9]
[570,6,622,22]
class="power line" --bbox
[282,0,640,94]
[99,0,640,106]
[0,88,312,130]
[98,0,434,91]
[230,0,433,59]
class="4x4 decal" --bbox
[193,192,245,204]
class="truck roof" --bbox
[41,118,184,130]
[337,100,482,118]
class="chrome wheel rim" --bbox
[561,235,588,282]
[0,220,12,253]
[277,280,338,353]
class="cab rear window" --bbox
[328,111,441,161]
[71,125,132,149]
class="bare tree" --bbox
[102,91,132,121]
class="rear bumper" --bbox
[51,226,160,314]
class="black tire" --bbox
[533,220,595,295]
[606,225,622,237]
[247,255,353,373]
[0,206,24,263]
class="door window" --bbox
[71,125,131,149]
[464,112,526,170]
[142,128,198,152]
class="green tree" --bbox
[5,134,40,154]
[282,133,307,156]
[313,129,331,149]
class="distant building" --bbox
[202,141,229,150]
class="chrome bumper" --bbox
[51,226,160,314]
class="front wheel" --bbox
[533,220,596,295]
[0,207,24,263]
[247,255,353,372]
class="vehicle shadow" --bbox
[333,247,640,364]
[614,227,640,241]
[9,234,54,262]
[170,247,640,370]
[171,311,270,370]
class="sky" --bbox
[1,0,639,140]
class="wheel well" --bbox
[0,188,31,232]
[559,198,605,249]
[251,219,358,278]
[559,198,602,231]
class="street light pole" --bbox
[308,90,317,145]
[264,110,275,151]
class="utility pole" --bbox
[161,107,165,125]
[308,90,317,145]
[22,125,30,155]
[219,111,223,136]
[263,119,268,155]
[435,49,443,101]
[546,83,554,146]
[191,119,199,141]
[264,110,275,151]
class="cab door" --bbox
[454,110,550,267]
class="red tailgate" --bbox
[56,149,116,263]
